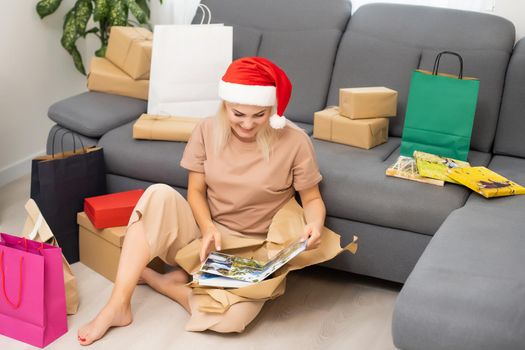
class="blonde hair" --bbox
[213,101,279,161]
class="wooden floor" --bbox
[0,175,400,350]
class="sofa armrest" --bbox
[48,91,147,138]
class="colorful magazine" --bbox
[386,156,445,186]
[196,239,307,288]
[414,151,470,184]
[448,166,525,198]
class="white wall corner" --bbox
[0,149,45,189]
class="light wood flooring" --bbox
[0,175,400,350]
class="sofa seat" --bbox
[314,138,492,235]
[392,155,525,350]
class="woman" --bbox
[77,57,328,345]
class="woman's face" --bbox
[224,102,272,141]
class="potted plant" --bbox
[36,0,161,75]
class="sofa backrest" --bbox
[326,3,515,153]
[194,0,351,124]
[493,38,525,159]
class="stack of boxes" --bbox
[313,87,398,149]
[78,189,166,282]
[87,27,152,100]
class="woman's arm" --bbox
[187,171,222,261]
[298,184,326,250]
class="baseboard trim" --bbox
[0,149,45,188]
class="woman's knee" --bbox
[144,183,182,204]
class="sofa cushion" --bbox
[196,0,351,124]
[494,38,525,158]
[98,121,189,188]
[327,3,515,153]
[314,138,491,235]
[392,155,525,350]
[48,92,147,138]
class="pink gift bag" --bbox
[0,233,68,348]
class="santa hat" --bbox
[218,57,292,129]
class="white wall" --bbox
[1,0,524,188]
[493,0,525,40]
[0,0,86,187]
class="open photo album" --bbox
[193,239,308,288]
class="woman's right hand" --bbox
[200,222,222,262]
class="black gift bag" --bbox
[31,129,107,263]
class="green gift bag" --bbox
[400,51,480,161]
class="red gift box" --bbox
[84,189,145,229]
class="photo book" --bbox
[193,239,308,288]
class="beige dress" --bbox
[126,118,357,332]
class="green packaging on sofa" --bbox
[400,51,480,161]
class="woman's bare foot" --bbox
[77,301,133,346]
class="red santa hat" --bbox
[218,57,292,129]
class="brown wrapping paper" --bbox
[21,199,79,315]
[87,57,149,100]
[339,87,397,119]
[175,198,358,314]
[133,114,202,142]
[106,26,153,80]
[313,107,389,149]
[77,212,166,282]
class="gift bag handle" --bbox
[0,250,24,309]
[50,127,87,158]
[432,51,464,79]
[198,4,212,25]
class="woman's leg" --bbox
[140,267,192,313]
[77,218,151,346]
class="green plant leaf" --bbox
[127,0,147,24]
[61,9,77,51]
[135,0,150,19]
[108,0,128,26]
[95,44,108,57]
[75,0,93,35]
[36,0,62,19]
[94,0,109,22]
[70,45,87,75]
[85,27,100,34]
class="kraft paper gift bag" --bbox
[21,199,79,315]
[400,51,480,161]
[30,129,106,263]
[148,4,232,117]
[0,233,67,348]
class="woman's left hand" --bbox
[300,224,321,250]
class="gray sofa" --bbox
[46,1,525,348]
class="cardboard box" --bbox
[133,114,201,142]
[313,107,389,149]
[87,57,149,100]
[78,212,166,282]
[84,189,145,229]
[339,87,397,119]
[106,26,153,80]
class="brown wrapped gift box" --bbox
[313,107,389,149]
[133,114,202,142]
[78,212,166,282]
[339,87,397,119]
[106,26,153,80]
[87,57,149,100]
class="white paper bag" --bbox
[148,5,232,117]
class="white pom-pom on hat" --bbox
[218,57,292,129]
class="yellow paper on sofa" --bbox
[414,151,470,184]
[448,166,525,198]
